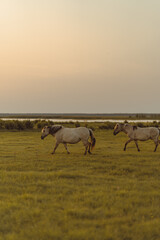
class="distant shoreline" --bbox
[1,113,160,120]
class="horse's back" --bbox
[135,127,159,140]
[67,127,90,139]
[56,127,89,144]
[74,127,89,134]
[149,127,159,138]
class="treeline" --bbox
[0,120,51,130]
[99,121,160,130]
[0,119,160,131]
[0,119,85,131]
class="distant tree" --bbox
[75,122,80,128]
[15,121,25,130]
[0,120,4,129]
[4,121,15,130]
[24,120,34,129]
[36,120,49,129]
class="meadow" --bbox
[0,128,160,240]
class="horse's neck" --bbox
[122,125,132,135]
[122,128,128,134]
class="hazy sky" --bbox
[1,0,160,113]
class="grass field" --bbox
[0,129,160,240]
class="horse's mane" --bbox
[50,125,62,134]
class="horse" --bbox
[113,123,160,152]
[41,125,96,155]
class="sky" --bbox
[1,0,160,113]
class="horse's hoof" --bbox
[51,152,55,155]
[67,152,70,154]
[124,149,126,151]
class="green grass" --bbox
[0,130,160,240]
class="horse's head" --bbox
[41,126,50,140]
[113,123,123,135]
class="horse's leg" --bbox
[153,139,159,152]
[64,143,70,154]
[51,142,59,154]
[134,140,140,152]
[88,142,92,154]
[84,145,88,155]
[124,139,133,151]
[82,141,89,155]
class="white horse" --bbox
[113,123,160,152]
[41,125,96,155]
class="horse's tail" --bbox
[89,129,96,151]
[158,129,160,143]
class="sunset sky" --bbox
[1,0,160,113]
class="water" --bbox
[1,118,159,123]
